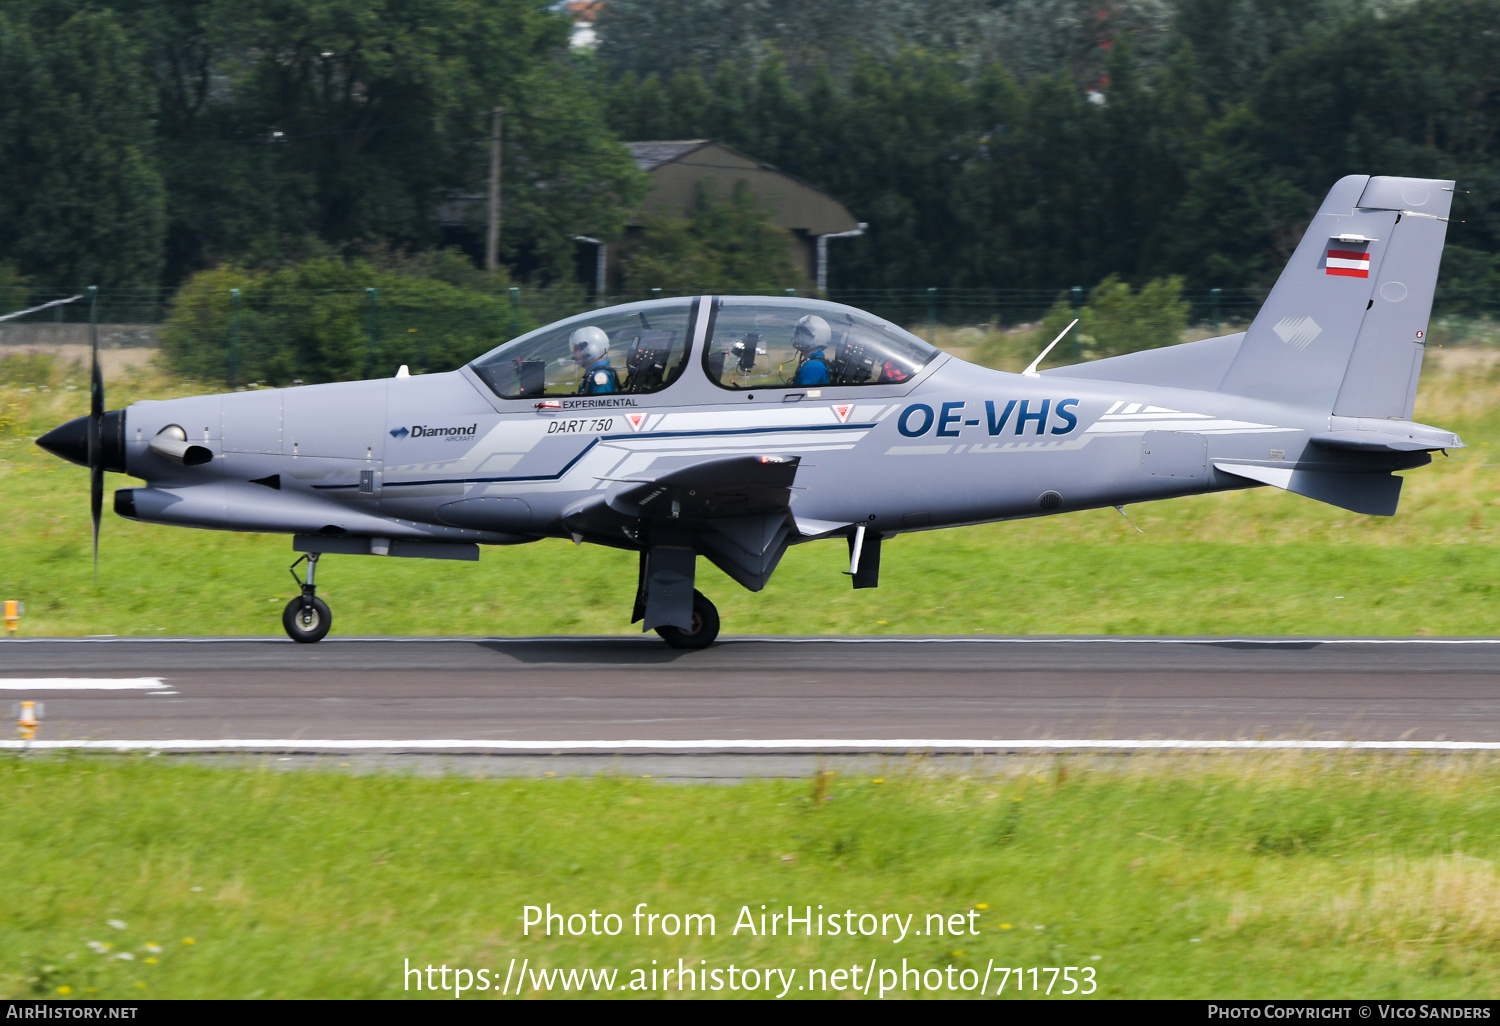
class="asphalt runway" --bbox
[4,637,1500,755]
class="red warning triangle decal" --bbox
[832,403,854,424]
[626,412,648,432]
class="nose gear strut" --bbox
[283,553,332,643]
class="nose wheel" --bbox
[283,553,332,643]
[654,589,720,650]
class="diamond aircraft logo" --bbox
[390,423,477,439]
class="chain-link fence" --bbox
[4,282,1498,386]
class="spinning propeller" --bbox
[88,287,104,570]
[35,286,125,572]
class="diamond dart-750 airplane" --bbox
[38,175,1462,647]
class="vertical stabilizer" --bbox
[1218,175,1453,417]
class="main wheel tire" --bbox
[655,590,720,650]
[282,596,332,643]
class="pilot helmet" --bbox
[791,314,831,353]
[569,325,610,365]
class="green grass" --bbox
[3,755,1499,999]
[3,350,1500,636]
[7,351,1499,1005]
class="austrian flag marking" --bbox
[832,403,854,424]
[625,412,648,432]
[1326,246,1371,278]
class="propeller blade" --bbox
[89,286,102,418]
[91,461,103,573]
[87,286,101,574]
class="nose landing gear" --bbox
[283,553,332,643]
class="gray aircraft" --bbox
[38,175,1461,647]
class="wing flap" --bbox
[562,454,807,589]
[612,453,800,520]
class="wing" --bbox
[561,454,818,591]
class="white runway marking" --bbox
[0,678,167,690]
[3,739,1500,752]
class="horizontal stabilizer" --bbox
[1213,461,1403,516]
[1311,418,1462,453]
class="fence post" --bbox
[1070,285,1084,360]
[1210,287,1222,333]
[365,287,379,378]
[87,285,97,371]
[508,287,520,338]
[228,288,240,388]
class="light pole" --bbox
[816,223,867,294]
[486,108,503,272]
[573,236,607,307]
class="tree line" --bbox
[0,0,1497,307]
[604,0,1500,297]
[0,0,640,293]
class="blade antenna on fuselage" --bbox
[1022,318,1079,377]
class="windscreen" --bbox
[703,297,938,390]
[471,299,695,399]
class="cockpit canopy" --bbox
[703,296,938,390]
[471,298,697,399]
[469,295,939,399]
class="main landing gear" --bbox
[633,546,720,649]
[654,589,720,650]
[283,553,331,643]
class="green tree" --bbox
[0,5,166,290]
[1246,0,1500,256]
[160,255,521,385]
[1171,0,1369,112]
[1038,274,1190,360]
[0,264,30,313]
[1436,245,1500,315]
[202,0,639,282]
[0,0,644,289]
[595,0,1179,89]
[1168,0,1500,291]
[1166,106,1312,290]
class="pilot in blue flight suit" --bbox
[570,325,619,394]
[790,314,832,386]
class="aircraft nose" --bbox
[36,410,126,470]
[36,414,90,467]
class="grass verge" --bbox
[3,754,1499,999]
